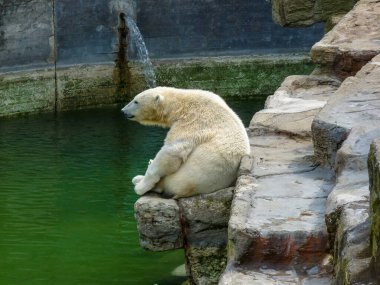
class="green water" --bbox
[0,97,265,285]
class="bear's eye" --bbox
[134,100,139,105]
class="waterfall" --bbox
[124,15,157,88]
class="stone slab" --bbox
[264,75,341,104]
[228,135,334,268]
[250,99,325,137]
[250,74,343,138]
[249,134,316,177]
[311,0,380,79]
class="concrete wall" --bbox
[137,0,324,58]
[0,0,134,72]
[0,0,55,71]
[0,0,324,71]
[0,0,323,117]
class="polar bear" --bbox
[121,87,250,198]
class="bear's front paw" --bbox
[132,175,144,185]
[134,180,154,196]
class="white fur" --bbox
[122,87,250,198]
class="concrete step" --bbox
[311,0,380,80]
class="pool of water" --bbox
[0,96,265,285]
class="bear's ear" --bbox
[155,95,163,103]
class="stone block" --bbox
[332,201,373,284]
[228,137,334,268]
[311,0,380,79]
[134,188,234,284]
[249,74,344,138]
[264,75,341,104]
[251,97,325,138]
[312,55,380,168]
[271,0,321,27]
[134,194,183,251]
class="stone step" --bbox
[311,0,380,80]
[221,133,335,284]
[250,74,340,138]
[219,264,332,285]
[218,72,340,284]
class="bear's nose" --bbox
[121,107,135,119]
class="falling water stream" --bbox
[124,15,157,88]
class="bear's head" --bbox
[121,88,167,127]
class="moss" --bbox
[187,246,227,285]
[0,75,55,117]
[1,55,316,117]
[320,0,359,31]
[153,56,315,98]
[58,75,118,111]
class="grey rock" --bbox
[332,202,373,284]
[271,0,321,27]
[320,57,380,284]
[178,188,234,247]
[250,99,325,138]
[134,194,183,251]
[228,133,334,269]
[134,187,234,284]
[265,75,341,105]
[250,74,341,138]
[312,54,380,168]
[311,0,380,80]
[335,127,380,175]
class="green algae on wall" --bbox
[0,55,315,118]
[153,55,315,98]
[56,64,123,111]
[0,70,56,117]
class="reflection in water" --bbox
[0,97,264,285]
